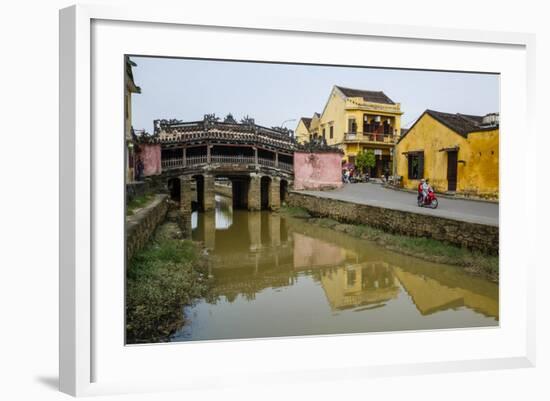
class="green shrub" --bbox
[126,238,210,343]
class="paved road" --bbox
[297,183,499,226]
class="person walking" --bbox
[136,158,144,181]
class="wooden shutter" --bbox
[407,155,413,179]
[418,152,425,179]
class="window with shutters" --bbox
[329,125,334,139]
[407,152,424,179]
[348,118,357,133]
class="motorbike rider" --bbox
[418,179,425,202]
[421,178,433,204]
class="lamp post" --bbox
[280,119,297,138]
[281,119,296,128]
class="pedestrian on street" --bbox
[136,158,144,181]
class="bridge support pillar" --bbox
[179,176,193,238]
[270,177,281,211]
[248,212,261,252]
[247,173,261,211]
[203,211,216,250]
[270,213,281,247]
[203,174,215,212]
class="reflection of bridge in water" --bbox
[192,200,498,320]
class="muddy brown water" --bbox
[170,195,498,342]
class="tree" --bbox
[355,150,376,173]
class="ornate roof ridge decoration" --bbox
[134,128,160,144]
[295,137,344,154]
[153,115,297,150]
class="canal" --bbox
[171,195,498,342]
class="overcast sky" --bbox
[130,56,499,134]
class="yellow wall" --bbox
[460,129,499,195]
[309,113,321,137]
[321,90,347,146]
[295,119,310,144]
[395,113,499,197]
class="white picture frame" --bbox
[59,4,536,397]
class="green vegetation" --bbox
[280,206,498,282]
[355,150,376,173]
[126,223,213,343]
[126,193,155,216]
[281,206,312,219]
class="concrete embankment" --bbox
[126,194,170,260]
[287,191,498,255]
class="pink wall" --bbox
[138,144,161,176]
[293,151,343,190]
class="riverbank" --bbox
[126,220,214,344]
[281,206,498,282]
[286,189,498,254]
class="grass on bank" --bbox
[126,228,211,344]
[126,193,155,216]
[281,206,499,282]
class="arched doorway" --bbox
[260,176,271,210]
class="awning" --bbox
[438,146,460,152]
[401,150,423,156]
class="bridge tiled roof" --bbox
[151,120,297,152]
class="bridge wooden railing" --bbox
[187,155,208,166]
[278,161,293,171]
[211,155,255,164]
[161,155,293,172]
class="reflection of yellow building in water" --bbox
[317,260,498,318]
[392,267,498,318]
[320,262,400,310]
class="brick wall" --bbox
[126,194,169,261]
[287,192,498,254]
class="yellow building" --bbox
[125,56,141,183]
[396,109,499,198]
[295,112,321,144]
[295,85,403,177]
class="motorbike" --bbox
[417,189,439,209]
[349,172,369,183]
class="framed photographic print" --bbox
[59,4,536,397]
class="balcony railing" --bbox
[344,132,394,143]
[161,155,293,172]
